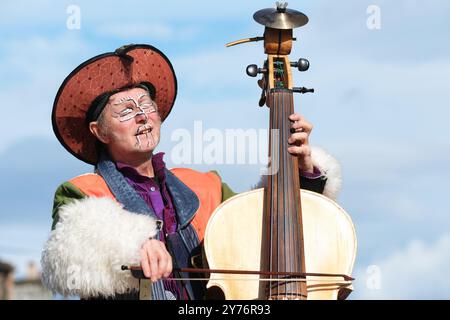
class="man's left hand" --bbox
[287,113,314,173]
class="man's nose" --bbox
[134,110,148,123]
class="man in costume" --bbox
[41,44,342,300]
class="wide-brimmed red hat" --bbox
[52,44,177,165]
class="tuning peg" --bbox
[246,64,267,77]
[293,87,315,94]
[291,58,310,72]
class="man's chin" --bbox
[131,146,153,153]
[133,142,159,154]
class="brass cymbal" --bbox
[253,5,309,30]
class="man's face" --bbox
[93,87,162,158]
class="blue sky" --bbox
[1,0,450,299]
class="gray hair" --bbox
[95,105,110,136]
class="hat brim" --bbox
[52,44,177,165]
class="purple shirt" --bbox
[300,166,323,179]
[116,152,178,239]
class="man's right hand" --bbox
[139,239,173,282]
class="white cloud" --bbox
[81,1,260,23]
[95,22,174,40]
[353,234,450,299]
[318,137,450,189]
[173,45,262,91]
[359,191,431,222]
[94,22,202,41]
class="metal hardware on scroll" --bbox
[225,2,306,48]
[226,2,314,107]
[253,1,309,29]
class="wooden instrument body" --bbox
[204,188,357,300]
[203,20,357,300]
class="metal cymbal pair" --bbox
[253,1,309,30]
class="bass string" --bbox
[277,88,305,298]
[268,88,274,299]
[287,89,301,295]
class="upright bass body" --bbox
[204,189,357,300]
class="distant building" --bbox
[12,278,53,300]
[12,261,52,300]
[0,260,14,300]
[0,260,52,300]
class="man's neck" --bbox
[111,152,155,178]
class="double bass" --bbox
[203,3,357,300]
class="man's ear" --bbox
[89,122,109,144]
